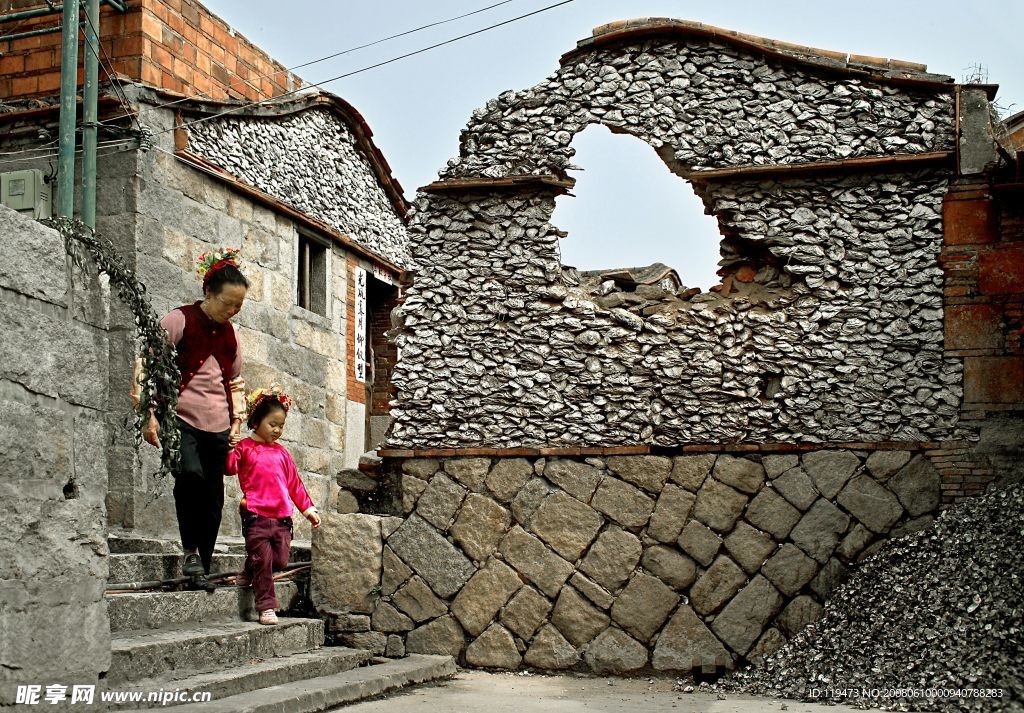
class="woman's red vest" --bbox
[175,302,238,408]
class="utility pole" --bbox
[56,0,81,219]
[82,0,100,230]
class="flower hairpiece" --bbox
[246,383,292,415]
[196,247,241,284]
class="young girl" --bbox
[226,384,321,625]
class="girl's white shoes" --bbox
[259,609,278,625]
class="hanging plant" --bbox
[46,216,181,477]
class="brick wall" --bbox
[0,0,302,100]
[938,180,1024,500]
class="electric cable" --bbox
[100,0,522,122]
[153,0,575,138]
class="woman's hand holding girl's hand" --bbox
[228,419,243,448]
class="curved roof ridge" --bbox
[159,88,409,219]
[562,18,954,89]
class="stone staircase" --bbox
[105,532,456,711]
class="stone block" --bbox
[402,475,428,514]
[342,631,387,655]
[789,499,850,563]
[0,206,68,305]
[380,544,411,594]
[405,615,465,658]
[485,458,533,502]
[511,477,551,526]
[762,544,818,596]
[693,477,748,533]
[501,586,551,640]
[311,513,381,614]
[497,585,548,639]
[689,555,747,616]
[499,525,573,598]
[865,450,912,481]
[466,623,522,669]
[647,484,696,543]
[837,476,903,533]
[543,459,603,501]
[641,545,697,590]
[371,602,414,632]
[416,473,467,531]
[670,454,716,491]
[451,558,523,636]
[591,476,655,529]
[387,514,475,598]
[677,520,722,567]
[450,493,512,562]
[802,450,861,499]
[584,628,648,674]
[710,575,783,656]
[606,455,672,493]
[568,572,615,609]
[578,527,642,592]
[723,522,776,575]
[837,524,874,561]
[888,456,941,517]
[653,604,731,672]
[403,458,440,478]
[777,595,823,636]
[744,488,801,540]
[748,627,786,665]
[763,455,799,479]
[385,634,406,658]
[551,586,609,647]
[523,624,579,670]
[445,457,491,492]
[610,573,679,642]
[810,558,849,599]
[529,491,603,561]
[712,456,765,494]
[393,575,448,623]
[772,467,818,510]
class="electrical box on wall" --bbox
[1,169,52,220]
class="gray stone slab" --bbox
[772,467,819,511]
[607,455,672,493]
[124,654,457,713]
[529,491,603,561]
[592,476,655,529]
[789,499,851,563]
[578,527,642,592]
[710,576,783,656]
[107,582,299,632]
[653,604,731,672]
[542,459,603,501]
[762,544,819,596]
[693,477,748,533]
[387,515,475,599]
[677,520,723,567]
[109,618,324,685]
[450,559,522,636]
[888,455,941,517]
[837,476,904,533]
[551,586,609,647]
[610,573,679,642]
[647,484,697,543]
[712,456,765,494]
[802,450,861,499]
[499,525,573,598]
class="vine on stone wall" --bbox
[46,216,181,476]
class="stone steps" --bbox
[107,532,312,561]
[109,553,249,584]
[115,655,457,713]
[110,647,375,707]
[109,618,324,685]
[107,582,300,631]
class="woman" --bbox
[140,248,249,583]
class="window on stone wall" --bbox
[553,125,722,292]
[296,232,329,316]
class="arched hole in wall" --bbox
[553,124,723,293]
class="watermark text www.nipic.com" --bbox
[15,684,213,706]
[808,687,1005,701]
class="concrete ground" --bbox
[340,669,868,713]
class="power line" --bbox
[155,0,575,138]
[0,139,134,166]
[100,0,522,123]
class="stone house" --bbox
[0,0,409,542]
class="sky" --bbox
[202,0,1022,289]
